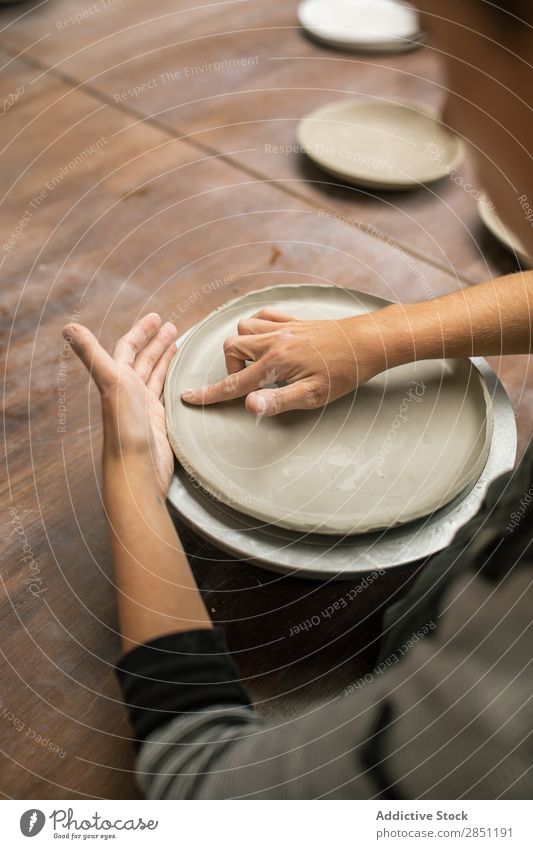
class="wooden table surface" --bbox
[1,0,531,799]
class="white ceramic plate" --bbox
[298,0,425,54]
[478,196,532,268]
[165,285,493,536]
[297,98,464,190]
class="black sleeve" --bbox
[115,628,253,749]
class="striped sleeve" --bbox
[115,628,253,750]
[116,451,533,799]
[115,628,384,799]
[119,561,533,799]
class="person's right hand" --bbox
[181,308,390,417]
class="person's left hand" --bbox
[63,313,178,493]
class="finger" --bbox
[63,324,116,392]
[113,313,162,366]
[237,317,289,336]
[134,321,178,383]
[250,308,297,322]
[182,360,269,405]
[245,381,323,417]
[146,338,178,398]
[223,333,270,375]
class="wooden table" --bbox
[1,0,531,799]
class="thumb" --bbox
[245,381,322,417]
[63,323,117,392]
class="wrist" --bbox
[346,304,417,373]
[103,450,163,504]
[101,397,153,456]
[376,303,418,368]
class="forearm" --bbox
[369,270,533,368]
[103,452,212,654]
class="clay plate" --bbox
[298,0,425,54]
[297,98,464,190]
[165,285,493,535]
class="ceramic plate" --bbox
[165,285,493,536]
[167,355,515,578]
[298,0,425,54]
[297,98,464,189]
[478,196,532,268]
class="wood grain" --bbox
[0,0,523,282]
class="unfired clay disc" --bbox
[297,98,464,189]
[165,285,493,535]
[298,0,424,54]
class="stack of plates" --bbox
[298,0,426,54]
[165,285,516,579]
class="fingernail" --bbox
[254,395,266,412]
[181,388,196,401]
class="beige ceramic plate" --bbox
[298,0,425,54]
[165,285,493,535]
[297,98,464,189]
[478,196,533,268]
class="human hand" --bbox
[181,308,389,417]
[63,313,178,493]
